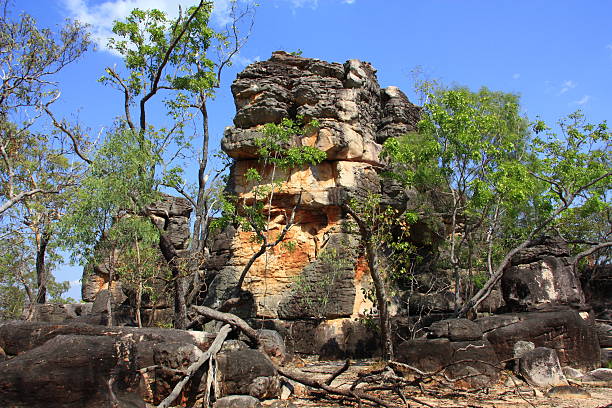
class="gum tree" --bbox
[0,0,90,305]
[58,0,255,328]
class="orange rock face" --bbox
[206,52,420,325]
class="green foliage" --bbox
[59,129,160,264]
[384,82,611,306]
[219,117,325,239]
[0,1,89,307]
[105,4,218,96]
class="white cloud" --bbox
[278,0,355,10]
[574,95,591,105]
[233,54,260,67]
[512,73,520,80]
[61,0,245,52]
[69,280,81,288]
[559,79,576,95]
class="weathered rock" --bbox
[213,395,262,408]
[0,320,215,356]
[595,322,612,348]
[476,309,600,371]
[513,340,535,359]
[26,302,93,323]
[258,329,287,364]
[601,347,612,367]
[251,318,379,359]
[81,194,192,312]
[501,236,585,312]
[546,385,591,399]
[216,349,279,398]
[562,366,584,380]
[518,347,568,388]
[582,264,612,321]
[395,338,500,388]
[426,318,483,341]
[580,368,612,386]
[0,320,287,407]
[0,334,146,408]
[206,51,421,324]
[268,401,299,408]
[248,375,281,399]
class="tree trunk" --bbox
[154,225,188,329]
[365,237,394,360]
[35,231,50,304]
[135,281,142,328]
[106,248,116,327]
[342,204,394,360]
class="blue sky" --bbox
[15,0,612,299]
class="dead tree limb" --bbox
[325,359,350,385]
[156,324,231,408]
[277,366,411,408]
[191,305,260,347]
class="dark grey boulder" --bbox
[427,318,483,341]
[501,236,585,312]
[395,337,500,388]
[216,349,279,398]
[476,309,600,371]
[580,368,612,386]
[546,385,591,399]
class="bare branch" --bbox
[155,324,231,408]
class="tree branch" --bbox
[156,324,231,408]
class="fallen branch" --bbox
[278,366,433,408]
[325,358,350,385]
[191,305,260,347]
[156,324,231,408]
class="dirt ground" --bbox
[263,358,612,408]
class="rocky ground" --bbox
[266,358,612,408]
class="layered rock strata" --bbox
[206,52,420,332]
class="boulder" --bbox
[0,334,145,408]
[562,366,584,380]
[213,395,262,408]
[476,309,600,371]
[518,347,568,388]
[545,385,591,399]
[250,318,380,359]
[426,318,483,341]
[27,303,93,323]
[579,368,612,386]
[501,236,585,312]
[395,338,500,388]
[216,349,279,399]
[0,320,215,356]
[595,322,612,348]
[257,329,287,364]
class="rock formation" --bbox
[80,194,192,325]
[501,236,586,312]
[205,51,420,355]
